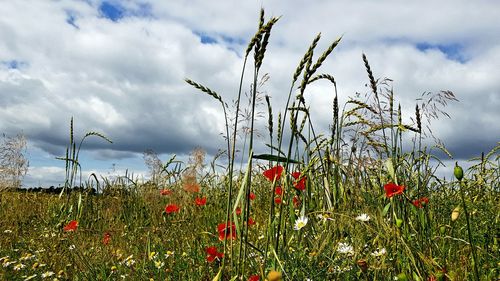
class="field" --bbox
[1,10,499,281]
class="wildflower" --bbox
[165,204,180,214]
[412,197,429,208]
[63,220,78,232]
[263,166,284,182]
[293,196,301,208]
[68,245,75,250]
[148,251,157,260]
[248,217,256,226]
[355,213,371,222]
[274,197,282,204]
[384,182,405,198]
[3,229,12,233]
[205,246,224,262]
[154,260,164,269]
[291,172,306,191]
[370,247,387,257]
[111,265,117,272]
[160,189,173,196]
[13,263,26,270]
[195,197,207,206]
[164,251,174,258]
[3,260,16,268]
[20,253,35,261]
[103,232,111,245]
[217,222,237,241]
[275,186,283,196]
[236,207,242,215]
[249,192,256,200]
[41,271,55,278]
[294,216,308,231]
[248,275,260,281]
[123,255,135,267]
[337,242,354,255]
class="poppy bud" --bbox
[357,259,368,273]
[451,207,460,221]
[439,225,446,235]
[454,162,463,181]
[396,218,403,228]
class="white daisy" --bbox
[371,247,387,257]
[337,242,354,256]
[355,213,370,222]
[294,216,309,230]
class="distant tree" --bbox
[143,149,163,185]
[0,133,29,190]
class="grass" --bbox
[1,9,499,281]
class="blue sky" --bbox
[0,0,499,187]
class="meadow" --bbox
[1,10,499,281]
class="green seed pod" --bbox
[454,162,463,181]
[396,218,403,228]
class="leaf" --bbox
[252,153,302,164]
[385,159,395,182]
[382,202,391,217]
[211,267,222,281]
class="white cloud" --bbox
[0,0,498,186]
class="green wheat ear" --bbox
[184,79,223,104]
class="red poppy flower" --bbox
[217,222,237,241]
[248,275,260,281]
[236,207,242,215]
[102,232,111,245]
[274,197,282,204]
[293,196,301,208]
[205,246,224,262]
[275,186,283,196]
[195,197,207,206]
[292,172,306,191]
[165,204,180,214]
[412,197,429,208]
[249,192,256,200]
[160,189,173,196]
[63,220,78,232]
[263,166,284,182]
[248,217,256,226]
[384,182,405,198]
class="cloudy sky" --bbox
[1,0,499,187]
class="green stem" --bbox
[458,179,480,281]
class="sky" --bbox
[0,0,499,187]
